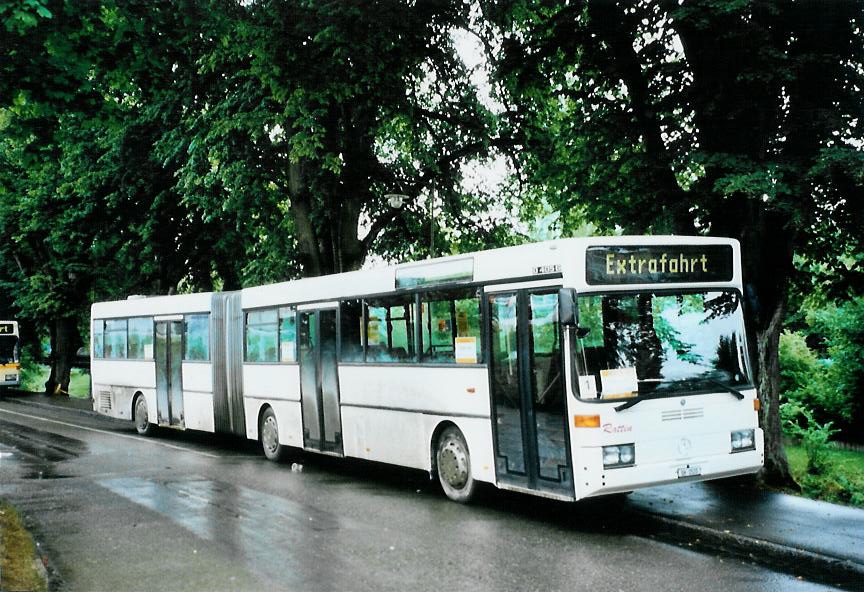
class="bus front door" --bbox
[155,320,184,427]
[488,290,573,498]
[298,309,343,454]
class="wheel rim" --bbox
[135,398,148,431]
[262,415,279,454]
[439,436,469,490]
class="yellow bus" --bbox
[0,321,21,393]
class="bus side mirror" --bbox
[558,288,578,326]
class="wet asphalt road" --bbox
[0,401,839,592]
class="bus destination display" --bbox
[0,323,14,334]
[586,244,734,285]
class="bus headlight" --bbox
[731,429,755,452]
[603,444,635,469]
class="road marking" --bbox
[0,408,222,459]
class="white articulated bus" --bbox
[90,236,763,502]
[0,320,21,393]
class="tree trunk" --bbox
[735,208,797,488]
[755,297,795,486]
[45,317,81,397]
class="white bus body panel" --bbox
[568,391,763,499]
[242,364,302,444]
[91,360,156,421]
[337,365,495,482]
[181,362,214,432]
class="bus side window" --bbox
[246,309,278,363]
[365,296,416,363]
[104,319,127,359]
[127,317,153,360]
[420,290,481,364]
[339,300,364,362]
[184,314,210,361]
[92,320,105,358]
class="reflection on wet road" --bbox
[99,477,349,589]
[0,418,85,478]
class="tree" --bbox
[485,0,864,484]
[0,0,241,393]
[173,0,512,281]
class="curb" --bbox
[3,396,98,419]
[632,509,864,589]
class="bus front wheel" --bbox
[260,407,286,462]
[133,395,154,436]
[436,426,476,503]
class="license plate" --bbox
[677,466,702,478]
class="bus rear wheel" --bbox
[260,407,286,462]
[436,426,476,503]
[133,395,154,436]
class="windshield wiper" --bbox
[702,378,745,400]
[615,379,744,411]
[614,394,663,412]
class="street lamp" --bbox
[385,194,407,208]
[384,191,434,258]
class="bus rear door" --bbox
[298,306,343,455]
[155,319,184,427]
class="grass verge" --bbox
[786,442,864,507]
[21,364,90,399]
[0,502,47,592]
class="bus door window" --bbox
[279,307,297,362]
[529,293,562,407]
[489,293,525,473]
[529,291,569,483]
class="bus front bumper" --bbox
[576,438,764,499]
[0,367,19,387]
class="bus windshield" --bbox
[0,335,18,365]
[572,290,751,400]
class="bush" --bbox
[778,331,846,432]
[808,299,864,441]
[18,348,46,392]
[782,404,838,475]
[779,295,864,443]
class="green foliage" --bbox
[786,443,864,507]
[807,299,864,430]
[780,298,864,442]
[782,404,838,476]
[778,331,841,428]
[171,0,508,278]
